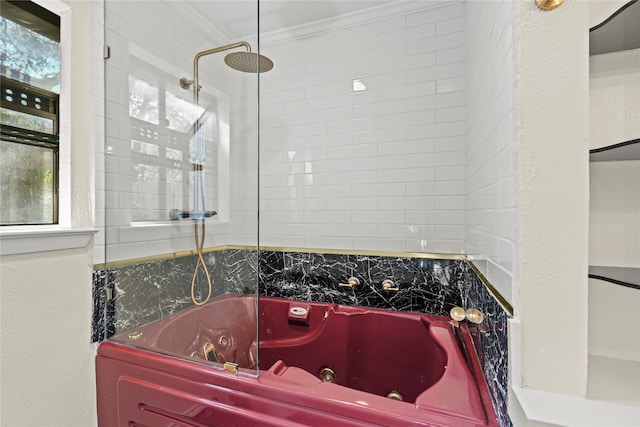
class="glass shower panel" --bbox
[103,0,260,375]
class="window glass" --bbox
[0,140,56,224]
[0,15,61,93]
[0,107,54,134]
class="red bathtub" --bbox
[96,294,499,426]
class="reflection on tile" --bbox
[92,248,510,426]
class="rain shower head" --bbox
[224,51,273,73]
[180,41,273,99]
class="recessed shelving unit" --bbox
[587,0,640,410]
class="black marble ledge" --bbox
[259,250,467,315]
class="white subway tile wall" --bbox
[256,2,467,253]
[465,0,517,303]
[98,1,475,262]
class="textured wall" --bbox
[515,0,589,396]
[0,2,99,426]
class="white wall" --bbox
[514,0,590,396]
[0,1,99,425]
[257,1,467,253]
[589,50,640,149]
[465,0,518,304]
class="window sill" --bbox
[0,226,98,256]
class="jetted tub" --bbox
[96,294,500,426]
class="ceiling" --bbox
[186,0,391,40]
[187,0,640,55]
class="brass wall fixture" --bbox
[535,0,564,11]
[465,309,485,324]
[338,277,360,288]
[382,279,399,292]
[449,307,485,324]
[450,307,467,321]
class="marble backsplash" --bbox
[92,248,510,426]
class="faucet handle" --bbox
[338,277,360,288]
[382,279,399,292]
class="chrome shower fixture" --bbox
[180,41,273,100]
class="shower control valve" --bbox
[338,277,360,289]
[382,279,399,292]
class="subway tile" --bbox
[379,81,436,101]
[378,224,436,239]
[373,155,406,171]
[436,106,466,123]
[365,71,407,89]
[328,90,379,108]
[352,210,405,224]
[379,139,435,156]
[378,167,435,183]
[353,100,406,118]
[353,237,406,252]
[436,17,466,36]
[325,170,378,185]
[379,52,436,74]
[406,62,466,84]
[406,210,465,225]
[435,136,466,152]
[353,127,406,145]
[351,182,406,197]
[305,236,353,250]
[328,197,378,211]
[378,110,435,129]
[406,3,465,27]
[328,117,378,134]
[407,32,466,56]
[378,23,436,48]
[406,121,465,139]
[284,223,328,236]
[326,223,378,238]
[435,195,465,210]
[352,15,406,39]
[306,133,351,148]
[378,196,435,211]
[436,77,466,93]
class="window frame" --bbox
[0,0,97,254]
[0,0,61,226]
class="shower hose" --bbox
[191,219,212,305]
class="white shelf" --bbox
[587,354,640,407]
[589,266,640,289]
[590,139,640,162]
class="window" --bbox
[0,0,60,225]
